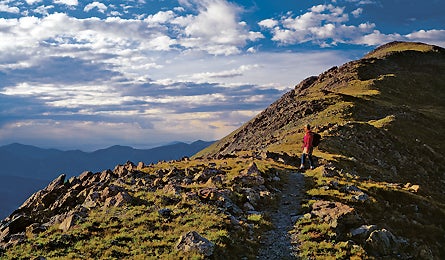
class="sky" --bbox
[0,0,444,151]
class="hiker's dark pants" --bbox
[301,149,314,167]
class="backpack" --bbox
[312,133,321,147]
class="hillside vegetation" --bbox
[1,41,444,259]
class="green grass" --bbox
[364,41,438,59]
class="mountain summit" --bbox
[1,42,444,259]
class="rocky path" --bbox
[257,171,304,259]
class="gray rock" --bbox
[352,193,370,202]
[59,213,79,232]
[79,171,93,182]
[158,208,173,219]
[351,224,377,239]
[365,228,401,256]
[175,231,215,256]
[103,192,132,208]
[311,200,354,228]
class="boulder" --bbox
[59,213,79,232]
[175,231,215,256]
[3,233,26,248]
[197,188,219,200]
[311,200,356,228]
[1,215,33,240]
[158,208,173,219]
[103,192,132,208]
[100,185,124,201]
[99,169,116,183]
[244,162,260,176]
[365,229,402,256]
[352,193,370,202]
[82,191,101,209]
[207,175,223,187]
[350,224,378,240]
[79,171,93,182]
[45,174,66,192]
[137,161,145,170]
[26,223,46,238]
[113,165,128,177]
[50,190,79,211]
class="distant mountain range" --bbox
[0,140,213,218]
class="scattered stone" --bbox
[244,162,260,175]
[344,185,362,193]
[82,191,101,209]
[103,192,132,208]
[243,202,255,211]
[322,165,339,177]
[311,200,355,228]
[352,193,370,202]
[59,213,79,232]
[350,225,378,239]
[272,176,281,182]
[404,183,420,193]
[79,171,93,182]
[175,231,215,256]
[365,229,401,256]
[137,161,145,170]
[158,208,173,219]
[26,223,46,238]
[197,188,219,200]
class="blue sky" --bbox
[0,0,444,150]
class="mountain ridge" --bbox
[0,140,214,219]
[0,140,214,179]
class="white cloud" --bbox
[53,0,78,6]
[406,29,445,46]
[0,82,121,108]
[0,3,20,13]
[173,0,264,55]
[145,10,175,23]
[25,0,43,4]
[33,5,54,16]
[84,2,108,13]
[351,8,362,18]
[354,30,403,46]
[260,4,380,46]
[258,18,278,28]
[185,64,260,81]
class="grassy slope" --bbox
[3,158,296,259]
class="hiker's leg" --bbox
[300,153,306,169]
[308,153,314,168]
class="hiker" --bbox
[300,124,314,170]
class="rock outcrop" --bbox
[175,231,215,256]
[0,161,138,248]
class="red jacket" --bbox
[303,131,314,149]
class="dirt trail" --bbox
[257,171,304,259]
